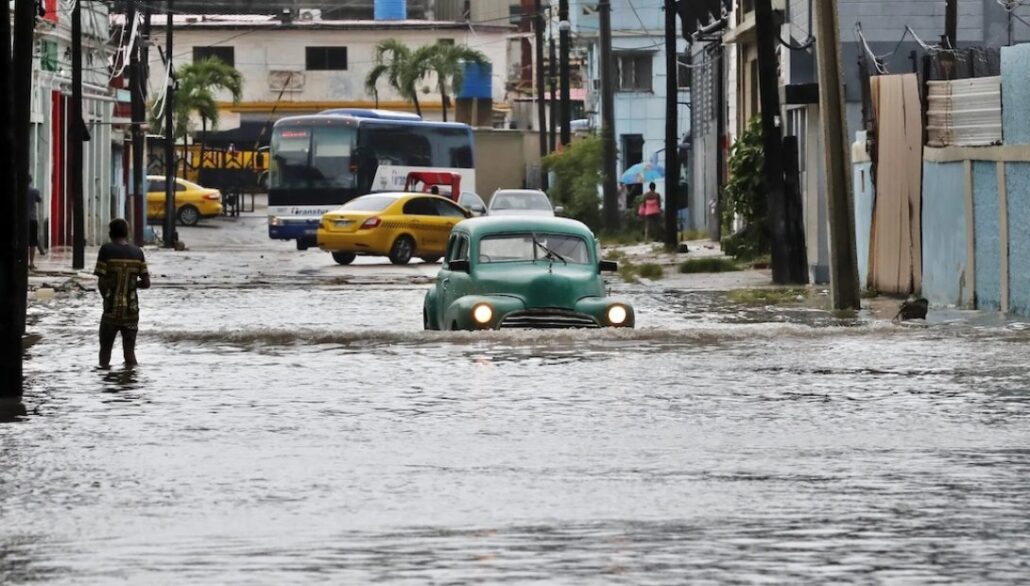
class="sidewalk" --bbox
[603,238,774,291]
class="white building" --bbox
[145,13,513,132]
[30,0,122,248]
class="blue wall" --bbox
[1002,45,1030,145]
[1008,163,1030,315]
[922,162,968,307]
[973,162,1001,310]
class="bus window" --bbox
[311,127,356,188]
[361,125,432,167]
[426,127,474,168]
[270,125,357,189]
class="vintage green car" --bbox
[423,216,635,330]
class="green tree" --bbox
[365,39,429,117]
[721,116,769,259]
[542,135,604,230]
[414,42,489,122]
[152,57,243,139]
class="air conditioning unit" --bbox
[298,9,321,21]
[268,70,305,92]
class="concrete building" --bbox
[145,12,512,133]
[30,0,123,249]
[569,0,691,207]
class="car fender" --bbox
[575,296,636,328]
[423,288,440,330]
[445,295,526,330]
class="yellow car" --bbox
[146,176,223,226]
[317,192,471,265]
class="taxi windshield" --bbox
[478,233,590,264]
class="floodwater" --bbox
[4,236,1030,583]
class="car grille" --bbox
[499,309,601,329]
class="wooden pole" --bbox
[814,0,861,309]
[71,0,86,269]
[558,0,571,147]
[534,0,548,189]
[1,0,23,398]
[664,0,681,248]
[599,0,618,232]
[163,2,176,247]
[13,0,35,336]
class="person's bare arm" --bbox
[139,273,151,289]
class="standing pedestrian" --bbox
[94,218,151,368]
[638,182,663,241]
[27,175,42,270]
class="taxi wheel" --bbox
[332,252,356,265]
[420,256,441,264]
[177,205,200,226]
[388,236,414,265]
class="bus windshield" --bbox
[270,126,358,189]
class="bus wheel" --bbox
[332,252,356,265]
[389,236,414,265]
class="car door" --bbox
[439,233,472,321]
[146,179,165,217]
[400,197,440,253]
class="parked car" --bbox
[488,189,556,217]
[146,176,223,226]
[317,192,471,265]
[457,191,488,216]
[423,216,634,330]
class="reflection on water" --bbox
[3,285,1030,583]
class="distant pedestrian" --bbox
[638,182,662,241]
[27,175,42,270]
[94,218,151,368]
[430,185,440,195]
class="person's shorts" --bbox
[99,321,138,347]
[28,220,38,247]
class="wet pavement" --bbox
[3,215,1030,584]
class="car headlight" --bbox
[472,303,493,325]
[268,216,282,226]
[607,305,628,326]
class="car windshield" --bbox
[339,195,396,211]
[490,191,552,211]
[478,233,590,264]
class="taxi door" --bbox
[400,197,441,253]
[427,198,469,256]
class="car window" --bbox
[340,195,396,211]
[175,181,188,192]
[435,199,467,218]
[445,234,459,262]
[445,234,470,266]
[459,192,484,209]
[402,197,439,216]
[478,232,590,264]
[149,180,165,193]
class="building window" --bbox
[616,53,653,92]
[193,46,235,67]
[677,54,692,89]
[306,47,348,71]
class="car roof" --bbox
[358,192,455,203]
[455,216,595,239]
[492,189,547,196]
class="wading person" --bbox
[27,175,42,269]
[94,218,150,368]
[638,182,662,242]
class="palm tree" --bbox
[151,58,243,173]
[365,39,429,117]
[415,42,489,122]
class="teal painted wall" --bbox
[1007,163,1030,315]
[921,162,968,307]
[973,162,1001,310]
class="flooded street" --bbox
[4,217,1030,584]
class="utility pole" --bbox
[549,32,557,153]
[944,0,958,48]
[71,0,86,270]
[163,2,177,248]
[664,0,680,249]
[14,0,36,336]
[534,0,548,188]
[129,0,146,244]
[558,0,571,147]
[753,0,805,284]
[814,0,861,309]
[1,0,22,398]
[599,0,618,231]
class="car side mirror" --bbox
[449,259,470,273]
[599,260,618,273]
[554,205,565,216]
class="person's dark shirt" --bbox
[93,242,149,327]
[27,187,41,222]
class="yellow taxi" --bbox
[146,176,223,226]
[317,192,471,265]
